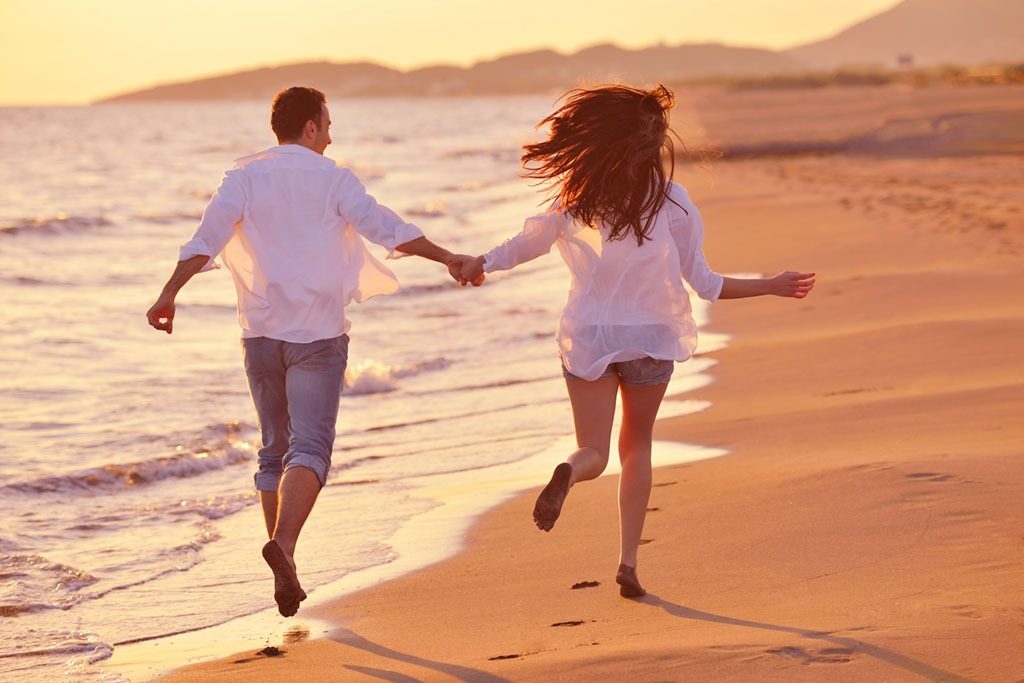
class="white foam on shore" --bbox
[102,358,727,682]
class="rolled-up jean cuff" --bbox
[284,453,330,488]
[253,470,282,492]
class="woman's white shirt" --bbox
[483,183,723,381]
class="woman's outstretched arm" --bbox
[459,210,565,283]
[718,271,816,299]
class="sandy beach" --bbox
[153,86,1024,682]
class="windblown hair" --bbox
[522,84,679,245]
[270,86,326,142]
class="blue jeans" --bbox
[242,335,349,492]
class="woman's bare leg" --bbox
[533,373,619,530]
[617,381,668,573]
[565,373,620,484]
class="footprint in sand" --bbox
[766,646,854,665]
[816,648,855,663]
[943,509,988,523]
[846,462,895,474]
[652,481,677,488]
[823,386,888,397]
[571,581,600,590]
[283,626,310,643]
[550,620,588,627]
[905,472,955,482]
[945,604,984,619]
[638,539,654,545]
[646,507,661,512]
[488,654,522,661]
[235,645,286,663]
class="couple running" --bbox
[147,85,813,617]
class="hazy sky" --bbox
[0,0,901,105]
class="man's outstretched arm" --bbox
[396,236,484,286]
[146,255,211,334]
[394,235,454,265]
[336,172,483,286]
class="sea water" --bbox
[0,98,725,680]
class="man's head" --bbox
[270,86,331,154]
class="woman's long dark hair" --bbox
[522,84,678,245]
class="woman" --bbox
[458,84,814,597]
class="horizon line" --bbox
[1,35,827,107]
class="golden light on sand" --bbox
[0,0,902,105]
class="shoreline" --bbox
[138,150,1023,682]
[104,362,726,681]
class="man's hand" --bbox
[145,255,212,334]
[447,255,485,287]
[769,271,816,298]
[393,237,484,286]
[146,293,177,334]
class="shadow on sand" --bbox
[643,595,975,683]
[329,627,510,683]
[343,664,423,683]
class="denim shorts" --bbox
[561,356,674,387]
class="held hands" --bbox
[447,254,486,287]
[146,293,176,334]
[769,271,816,298]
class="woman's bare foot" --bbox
[615,563,645,598]
[533,463,573,531]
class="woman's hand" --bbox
[447,255,486,287]
[461,255,486,286]
[769,271,816,298]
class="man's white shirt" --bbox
[180,144,423,343]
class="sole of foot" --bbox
[533,462,573,532]
[262,540,307,617]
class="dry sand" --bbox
[157,86,1024,682]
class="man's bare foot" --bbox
[262,540,307,617]
[615,563,646,598]
[533,463,573,532]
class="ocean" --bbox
[0,98,726,681]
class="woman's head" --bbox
[523,84,677,245]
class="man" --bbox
[146,86,478,617]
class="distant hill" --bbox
[786,0,1024,69]
[96,0,1024,103]
[96,43,797,103]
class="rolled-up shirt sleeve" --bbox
[669,191,724,302]
[483,210,564,272]
[179,168,246,272]
[334,169,424,259]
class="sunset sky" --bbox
[0,0,901,105]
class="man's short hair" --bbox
[270,87,327,141]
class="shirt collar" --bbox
[234,143,334,168]
[273,143,322,156]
